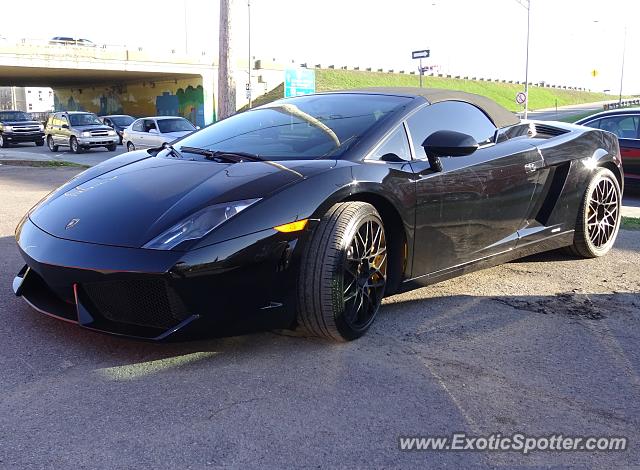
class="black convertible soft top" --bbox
[330,87,520,129]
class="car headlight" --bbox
[107,130,117,136]
[143,198,261,250]
[81,131,91,137]
[4,125,12,132]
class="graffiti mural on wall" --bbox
[53,78,212,127]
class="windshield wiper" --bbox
[159,143,184,159]
[180,146,263,163]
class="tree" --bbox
[218,0,236,120]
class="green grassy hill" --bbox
[248,68,614,112]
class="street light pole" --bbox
[183,0,189,54]
[618,26,627,105]
[523,0,531,119]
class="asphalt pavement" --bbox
[0,166,639,468]
[0,141,123,167]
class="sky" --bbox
[3,0,639,94]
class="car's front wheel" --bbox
[69,137,83,154]
[35,139,45,147]
[106,144,117,151]
[297,202,387,341]
[566,167,621,258]
[47,136,58,152]
[127,142,135,152]
[0,134,7,148]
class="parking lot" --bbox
[0,141,121,167]
[1,165,639,468]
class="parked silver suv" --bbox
[45,111,119,153]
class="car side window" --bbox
[144,119,157,132]
[407,101,497,160]
[132,120,144,132]
[369,125,411,161]
[599,116,639,139]
[582,119,601,129]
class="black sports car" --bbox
[13,88,624,341]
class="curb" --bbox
[0,159,89,168]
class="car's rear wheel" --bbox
[35,139,45,147]
[0,134,7,148]
[127,142,135,152]
[566,167,621,258]
[69,137,83,153]
[47,136,58,152]
[297,202,387,341]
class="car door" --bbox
[57,114,71,146]
[406,101,542,278]
[147,119,164,147]
[129,119,145,147]
[584,114,640,181]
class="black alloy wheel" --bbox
[297,202,387,341]
[567,168,621,258]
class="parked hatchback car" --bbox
[576,108,640,185]
[45,111,119,153]
[0,110,45,147]
[100,114,135,144]
[123,116,197,151]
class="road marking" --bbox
[95,351,218,381]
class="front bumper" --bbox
[77,136,119,147]
[3,131,45,142]
[14,218,301,340]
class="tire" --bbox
[47,136,59,152]
[565,167,621,258]
[127,142,135,152]
[297,202,388,341]
[69,137,83,153]
[106,144,117,151]
[0,134,7,148]
[35,139,45,147]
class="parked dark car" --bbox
[576,108,639,185]
[14,88,623,342]
[0,110,45,147]
[100,114,135,144]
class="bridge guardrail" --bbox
[604,99,640,110]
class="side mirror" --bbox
[196,126,201,130]
[149,128,159,134]
[61,124,69,129]
[380,152,405,163]
[421,130,479,172]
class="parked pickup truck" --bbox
[0,110,45,147]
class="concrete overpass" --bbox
[0,39,218,125]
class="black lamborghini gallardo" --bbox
[13,88,623,341]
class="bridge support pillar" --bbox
[201,70,217,125]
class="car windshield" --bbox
[157,118,196,133]
[174,94,412,160]
[69,113,102,126]
[0,111,31,122]
[110,116,135,126]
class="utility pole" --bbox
[218,0,236,120]
[248,0,252,108]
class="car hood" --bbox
[29,156,337,248]
[73,125,113,133]
[2,120,41,126]
[161,130,193,140]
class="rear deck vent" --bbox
[533,124,569,138]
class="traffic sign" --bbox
[412,49,430,59]
[284,69,316,98]
[516,92,527,105]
